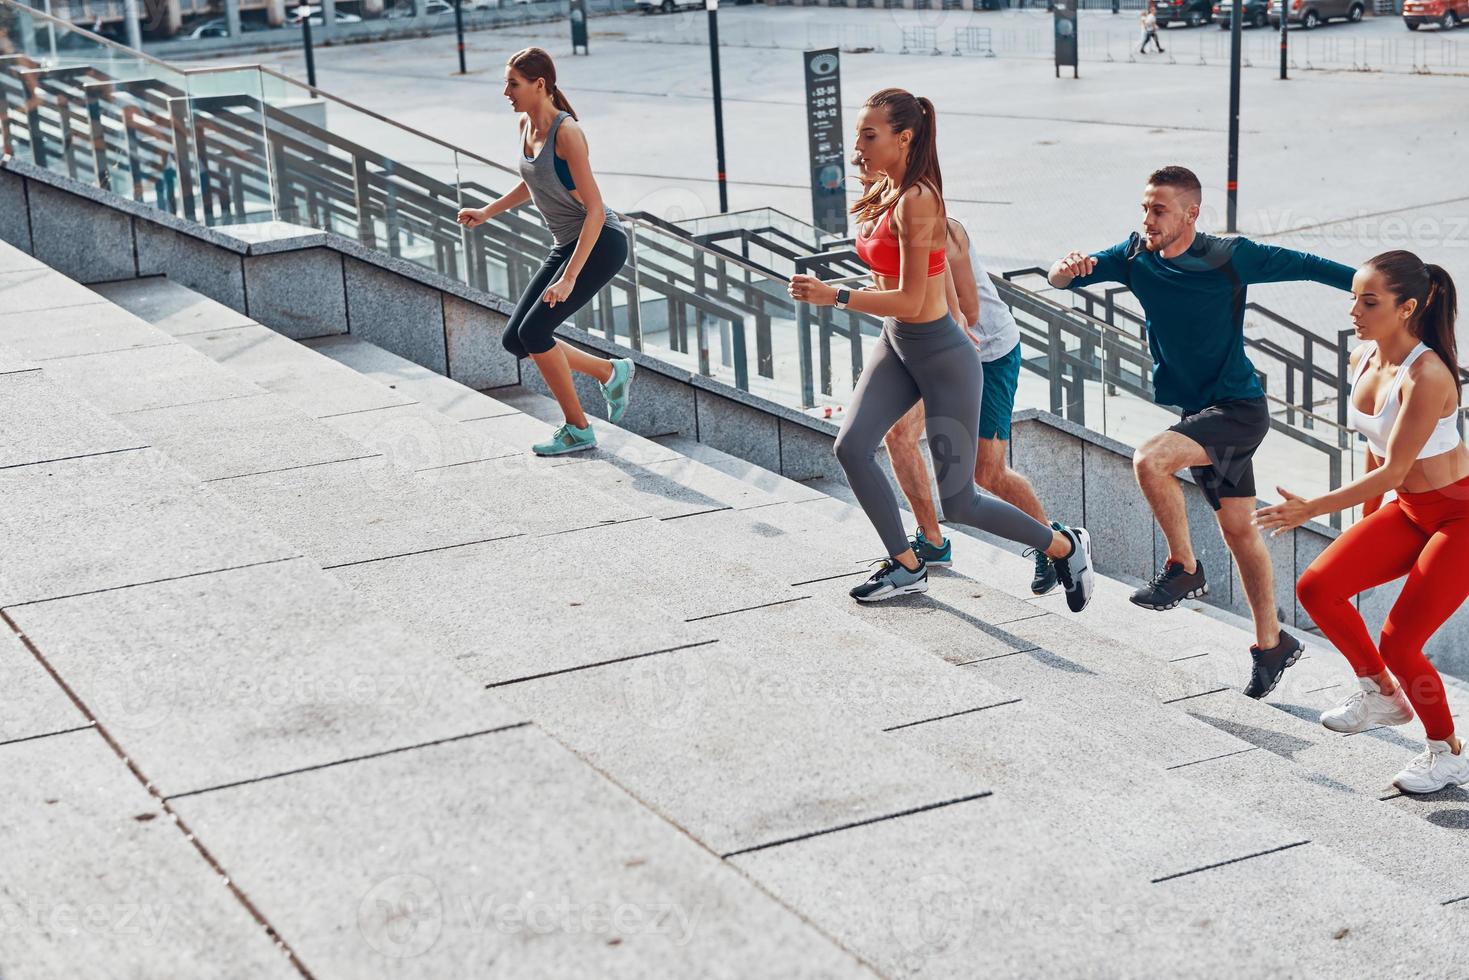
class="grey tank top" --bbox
[519,111,623,248]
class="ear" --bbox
[1401,297,1417,321]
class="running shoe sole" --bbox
[532,441,597,457]
[1128,583,1209,611]
[1031,578,1058,597]
[853,579,930,603]
[1247,643,1304,700]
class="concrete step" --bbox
[280,329,1469,934]
[477,377,1469,904]
[0,255,876,976]
[0,729,297,978]
[170,724,878,978]
[91,275,1468,967]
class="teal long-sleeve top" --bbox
[1069,231,1356,414]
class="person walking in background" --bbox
[1048,165,1356,699]
[1140,3,1165,53]
[456,47,634,457]
[1257,253,1469,794]
[790,89,1095,610]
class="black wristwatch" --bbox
[835,288,851,310]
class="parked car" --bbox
[1402,0,1468,28]
[288,6,364,25]
[186,17,269,38]
[1154,0,1214,28]
[1214,0,1270,27]
[385,0,502,14]
[636,0,706,12]
[1266,0,1364,28]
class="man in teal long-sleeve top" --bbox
[1048,165,1356,701]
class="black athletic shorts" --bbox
[1169,397,1271,511]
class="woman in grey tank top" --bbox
[456,47,632,457]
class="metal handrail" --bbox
[5,0,1391,486]
[0,0,524,181]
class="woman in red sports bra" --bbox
[787,88,1095,611]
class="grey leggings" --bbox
[834,313,1054,558]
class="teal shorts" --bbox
[978,341,1021,441]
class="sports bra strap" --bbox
[1386,343,1431,402]
[1351,342,1376,385]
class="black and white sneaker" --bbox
[1244,630,1304,700]
[850,557,928,603]
[1130,559,1208,611]
[1048,522,1094,613]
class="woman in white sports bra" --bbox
[1256,250,1469,794]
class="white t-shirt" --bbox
[952,219,1022,364]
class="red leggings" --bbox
[1296,475,1469,741]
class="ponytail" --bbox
[550,84,577,121]
[851,88,944,227]
[507,47,577,120]
[1423,264,1461,400]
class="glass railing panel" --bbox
[622,215,838,413]
[454,155,547,303]
[1,0,197,218]
[180,66,274,228]
[247,68,463,277]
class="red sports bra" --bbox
[854,207,947,279]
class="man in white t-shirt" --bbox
[854,148,1060,594]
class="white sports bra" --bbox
[1347,341,1462,459]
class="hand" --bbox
[788,274,838,307]
[1362,494,1384,518]
[1253,487,1317,537]
[1056,251,1097,280]
[543,275,576,307]
[456,206,488,228]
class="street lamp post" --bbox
[1279,1,1289,79]
[706,0,728,213]
[453,0,467,75]
[297,3,318,89]
[1226,0,1242,232]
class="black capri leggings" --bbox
[502,223,629,359]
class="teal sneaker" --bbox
[908,528,952,568]
[602,358,635,424]
[532,422,596,457]
[1025,547,1058,596]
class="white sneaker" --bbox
[1393,740,1469,795]
[1320,677,1415,734]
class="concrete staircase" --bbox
[5,243,1469,977]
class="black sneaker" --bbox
[1245,630,1304,700]
[1025,547,1058,596]
[1129,559,1208,611]
[849,557,929,603]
